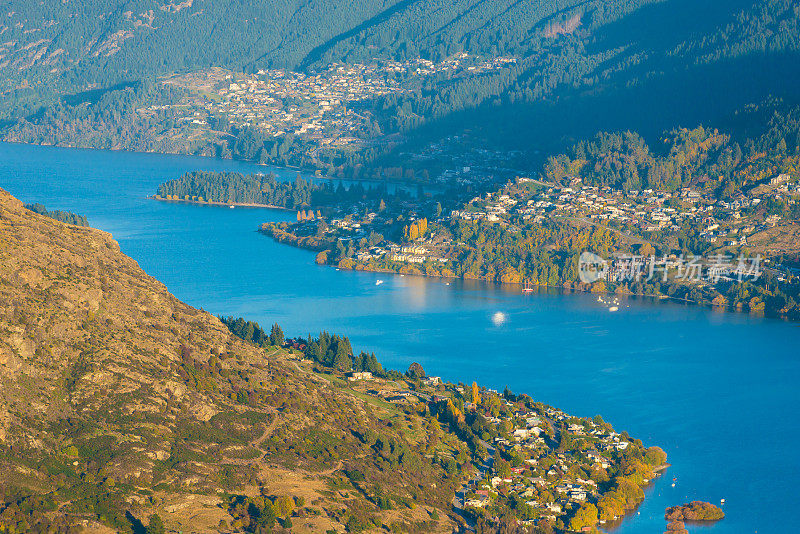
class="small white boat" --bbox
[609,306,619,312]
[229,205,235,209]
[522,282,534,293]
[721,498,726,504]
[375,280,384,286]
[671,483,676,487]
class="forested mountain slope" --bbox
[2,0,798,174]
[370,0,800,155]
[0,0,399,115]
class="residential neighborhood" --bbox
[322,360,666,531]
[156,55,517,152]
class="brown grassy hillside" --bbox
[0,188,458,533]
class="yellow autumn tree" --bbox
[273,495,294,518]
[568,502,598,531]
[471,382,481,405]
[403,219,429,241]
[445,399,464,425]
[499,267,522,284]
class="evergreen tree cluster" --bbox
[220,317,386,376]
[303,332,355,372]
[24,203,89,227]
[156,169,413,211]
[219,316,284,348]
[158,171,317,209]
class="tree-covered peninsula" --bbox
[155,171,318,209]
[261,102,800,321]
[154,170,422,212]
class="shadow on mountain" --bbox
[409,50,800,167]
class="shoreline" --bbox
[0,139,433,187]
[259,224,796,322]
[149,195,292,211]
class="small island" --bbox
[666,501,725,522]
[664,501,725,533]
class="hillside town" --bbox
[156,55,517,149]
[262,167,799,277]
[453,173,797,252]
[322,360,666,531]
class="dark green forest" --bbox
[24,203,89,227]
[155,170,414,210]
[544,101,800,196]
[157,172,319,209]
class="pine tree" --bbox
[333,343,351,371]
[270,324,285,346]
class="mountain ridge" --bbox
[0,187,458,533]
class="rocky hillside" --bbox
[0,188,458,533]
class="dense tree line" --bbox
[158,171,320,209]
[450,219,617,285]
[24,203,89,227]
[221,315,389,379]
[303,331,361,373]
[219,316,285,348]
[157,169,421,212]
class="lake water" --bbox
[1,141,797,533]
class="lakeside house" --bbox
[348,371,373,381]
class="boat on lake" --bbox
[522,281,534,293]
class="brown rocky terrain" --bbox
[0,188,458,533]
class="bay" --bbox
[1,141,797,533]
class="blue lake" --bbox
[1,141,797,533]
